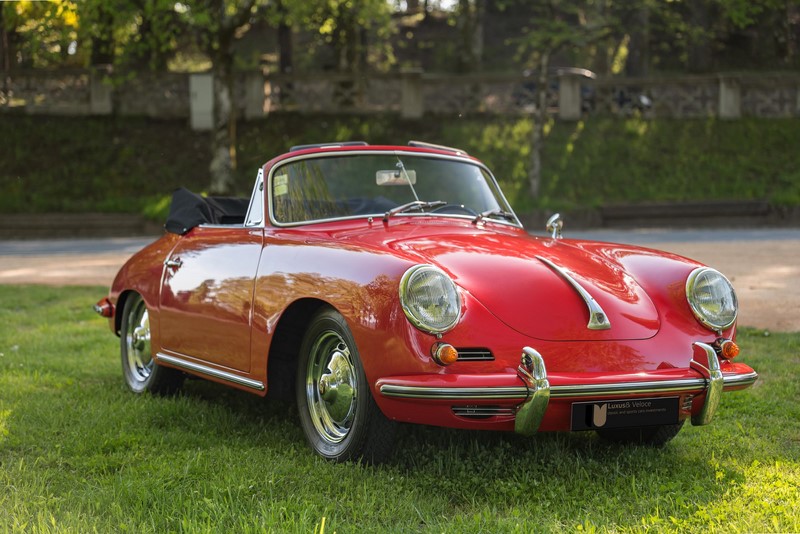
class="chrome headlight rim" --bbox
[685,267,738,331]
[399,265,462,335]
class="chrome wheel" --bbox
[120,293,183,395]
[306,331,357,444]
[296,308,397,462]
[124,298,153,386]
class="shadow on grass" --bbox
[140,374,730,516]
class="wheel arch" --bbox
[114,289,138,336]
[266,298,330,400]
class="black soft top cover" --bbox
[165,188,250,235]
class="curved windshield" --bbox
[270,153,515,225]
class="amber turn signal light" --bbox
[720,340,740,360]
[432,343,459,366]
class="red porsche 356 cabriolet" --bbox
[96,141,757,462]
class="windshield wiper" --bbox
[383,200,446,222]
[472,208,517,225]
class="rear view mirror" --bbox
[376,169,416,186]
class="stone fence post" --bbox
[558,71,582,121]
[189,73,214,130]
[401,68,424,119]
[243,72,265,119]
[718,77,741,119]
[89,69,112,115]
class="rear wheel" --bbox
[120,293,183,395]
[596,420,684,447]
[296,308,396,463]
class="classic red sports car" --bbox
[96,141,758,462]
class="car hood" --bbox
[386,228,660,341]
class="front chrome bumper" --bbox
[377,342,758,435]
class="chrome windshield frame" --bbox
[265,149,523,229]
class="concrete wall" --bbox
[2,70,798,128]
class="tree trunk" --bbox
[331,5,362,106]
[528,51,550,199]
[209,51,236,194]
[456,0,484,72]
[205,0,256,194]
[783,2,798,62]
[687,1,712,73]
[0,5,11,106]
[278,18,292,74]
[625,6,649,77]
[0,6,6,70]
[90,5,115,66]
[0,4,9,106]
[277,2,293,105]
[472,0,484,70]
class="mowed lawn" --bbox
[0,285,798,533]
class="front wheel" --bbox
[120,293,183,395]
[296,308,397,463]
[596,420,684,447]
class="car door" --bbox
[158,226,263,372]
[158,171,266,373]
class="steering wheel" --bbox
[430,204,478,216]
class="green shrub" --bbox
[1,114,798,215]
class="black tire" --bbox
[120,293,183,395]
[596,420,684,447]
[296,308,397,463]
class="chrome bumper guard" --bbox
[378,342,758,435]
[514,347,551,436]
[689,342,724,426]
[513,342,739,434]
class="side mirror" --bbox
[546,213,563,239]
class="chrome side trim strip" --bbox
[721,371,759,388]
[156,352,265,391]
[535,256,612,330]
[550,379,705,398]
[379,373,757,401]
[452,406,516,417]
[379,384,529,400]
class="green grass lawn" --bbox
[1,285,798,532]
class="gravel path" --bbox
[1,231,797,332]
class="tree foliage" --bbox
[2,0,796,74]
[2,1,82,68]
[2,0,796,195]
[512,0,614,198]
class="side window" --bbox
[244,169,264,227]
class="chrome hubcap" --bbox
[306,331,357,444]
[125,299,153,384]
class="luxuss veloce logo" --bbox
[592,403,608,427]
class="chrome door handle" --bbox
[165,258,183,269]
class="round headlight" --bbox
[685,267,738,331]
[399,265,461,334]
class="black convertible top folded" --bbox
[165,188,250,235]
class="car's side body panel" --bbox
[159,226,263,373]
[108,232,180,350]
